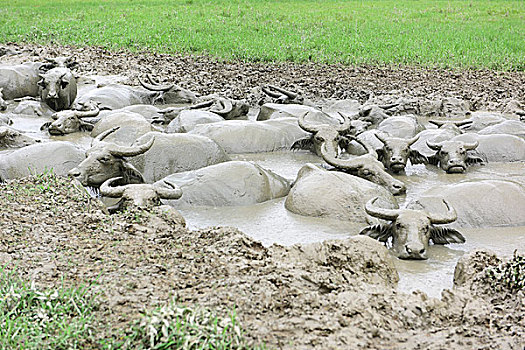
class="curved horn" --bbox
[268,85,297,99]
[139,75,174,92]
[94,126,120,143]
[210,99,233,115]
[320,142,359,170]
[378,103,399,110]
[155,181,183,200]
[373,132,387,144]
[297,112,321,133]
[100,177,127,197]
[463,141,479,150]
[365,197,401,221]
[189,100,214,110]
[74,107,100,118]
[454,120,473,127]
[426,140,443,151]
[407,134,420,146]
[335,112,352,132]
[428,199,457,224]
[108,136,155,157]
[428,120,445,128]
[261,86,282,99]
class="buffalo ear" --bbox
[40,122,52,131]
[426,154,440,166]
[430,226,466,245]
[359,224,393,242]
[79,121,94,132]
[409,149,428,165]
[291,137,314,152]
[376,148,385,162]
[122,162,145,184]
[466,152,485,165]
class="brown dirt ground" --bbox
[0,175,523,349]
[2,42,524,109]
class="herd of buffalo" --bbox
[1,55,524,260]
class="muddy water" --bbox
[180,151,525,298]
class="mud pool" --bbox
[179,151,525,298]
[4,101,525,298]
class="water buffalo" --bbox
[377,115,424,139]
[38,65,77,111]
[0,141,84,181]
[68,127,155,188]
[292,111,351,156]
[320,141,406,195]
[452,133,525,162]
[284,164,398,224]
[166,110,224,133]
[159,161,290,207]
[0,126,40,149]
[72,84,158,111]
[360,197,465,260]
[478,120,525,138]
[0,62,42,100]
[13,100,55,117]
[138,74,197,104]
[374,133,423,173]
[426,140,483,173]
[41,107,100,135]
[189,118,309,154]
[100,176,183,210]
[0,88,7,111]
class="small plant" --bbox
[0,268,98,349]
[118,301,252,349]
[485,250,525,293]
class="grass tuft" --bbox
[118,301,254,349]
[0,268,98,350]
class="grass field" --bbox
[0,1,523,67]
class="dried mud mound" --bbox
[0,175,523,349]
[2,42,524,109]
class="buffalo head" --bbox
[292,111,351,156]
[38,67,77,111]
[360,197,465,259]
[0,126,40,148]
[41,107,99,135]
[100,176,183,211]
[374,133,421,173]
[139,74,197,104]
[426,140,483,173]
[68,127,154,188]
[320,141,406,195]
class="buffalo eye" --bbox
[395,222,402,229]
[385,147,392,152]
[38,80,47,88]
[361,169,371,176]
[61,80,69,89]
[98,155,111,164]
[314,136,323,143]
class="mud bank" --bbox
[0,175,522,349]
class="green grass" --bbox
[0,268,97,349]
[117,301,257,349]
[0,0,523,70]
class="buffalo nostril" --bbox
[405,246,412,254]
[419,249,426,255]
